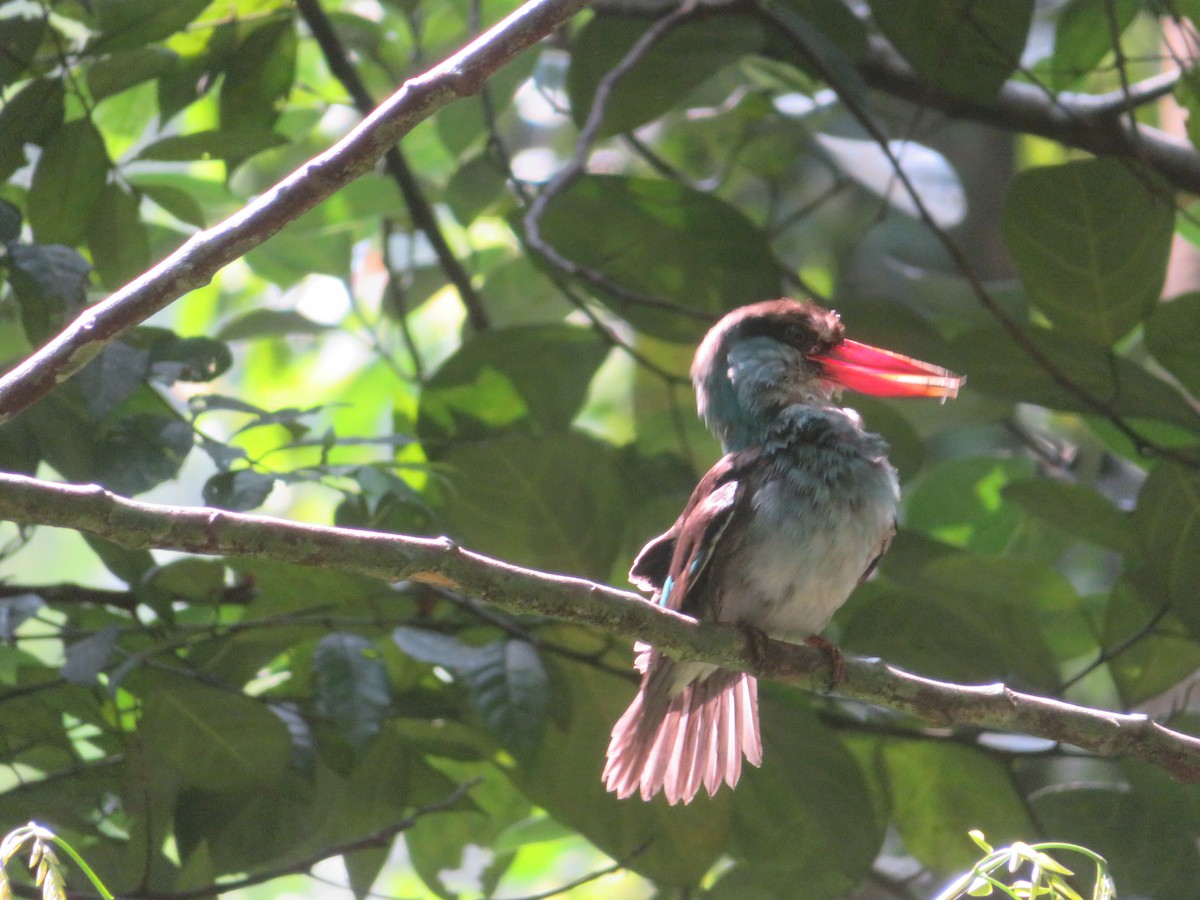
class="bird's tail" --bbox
[603,650,761,805]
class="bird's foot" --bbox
[804,635,845,690]
[737,622,772,669]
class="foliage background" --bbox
[1,0,1200,897]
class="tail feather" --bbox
[603,655,761,805]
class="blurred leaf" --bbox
[868,0,1032,100]
[0,594,45,641]
[1002,159,1173,345]
[439,433,628,580]
[392,627,491,670]
[148,336,233,383]
[883,741,1034,873]
[1132,463,1200,636]
[568,14,765,137]
[29,120,111,246]
[62,626,120,685]
[86,46,179,100]
[89,0,212,52]
[94,415,193,496]
[216,308,331,341]
[0,78,64,181]
[419,324,609,442]
[533,175,783,341]
[444,154,509,225]
[1104,577,1200,706]
[202,470,275,511]
[463,640,547,762]
[87,183,150,289]
[219,18,296,161]
[0,199,20,242]
[904,456,1033,551]
[815,135,965,227]
[313,633,392,753]
[944,325,1200,431]
[139,674,291,791]
[1003,479,1135,553]
[1146,291,1200,398]
[0,15,45,89]
[137,129,288,162]
[75,341,151,420]
[1051,0,1139,89]
[8,242,93,345]
[712,695,883,898]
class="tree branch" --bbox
[0,0,593,425]
[294,0,491,332]
[1,471,1198,783]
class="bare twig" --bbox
[0,0,592,425]
[1,471,1199,783]
[295,0,491,332]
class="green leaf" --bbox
[904,456,1033,552]
[1104,576,1200,706]
[438,433,628,580]
[463,640,547,762]
[87,182,150,289]
[1051,0,1140,89]
[75,341,151,419]
[419,324,609,442]
[1145,291,1200,398]
[138,674,291,791]
[86,46,179,101]
[62,626,119,685]
[202,470,275,511]
[713,695,883,898]
[1002,159,1173,345]
[89,0,212,52]
[883,741,1034,873]
[7,242,92,345]
[509,625,731,887]
[1132,463,1200,636]
[93,414,193,496]
[533,175,783,341]
[0,78,64,181]
[392,627,491,670]
[1002,479,1136,553]
[137,129,288,162]
[148,336,233,383]
[0,199,20,242]
[215,308,330,341]
[219,18,296,152]
[29,120,112,247]
[444,153,509,225]
[0,15,45,88]
[83,534,156,585]
[943,325,1200,432]
[567,14,765,137]
[868,0,1032,100]
[312,633,392,753]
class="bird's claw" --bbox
[804,635,845,690]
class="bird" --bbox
[603,299,963,805]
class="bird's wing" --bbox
[638,450,761,616]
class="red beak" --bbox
[812,339,964,399]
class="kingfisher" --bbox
[603,299,963,805]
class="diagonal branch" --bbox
[295,0,491,332]
[0,471,1198,783]
[0,0,593,425]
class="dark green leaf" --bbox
[714,695,882,897]
[0,199,20,242]
[202,470,275,511]
[93,414,192,496]
[463,640,547,762]
[7,242,92,345]
[148,336,233,383]
[1104,576,1200,706]
[82,535,156,586]
[215,308,330,341]
[444,154,508,225]
[139,182,206,227]
[567,14,765,137]
[1132,463,1200,636]
[29,120,111,246]
[0,78,64,181]
[87,182,150,289]
[1146,291,1200,397]
[868,0,1032,101]
[89,0,212,52]
[219,18,296,154]
[0,16,45,88]
[312,633,392,753]
[75,341,151,419]
[86,46,178,101]
[943,325,1200,431]
[904,456,1033,552]
[419,324,609,442]
[137,129,288,162]
[883,741,1034,873]
[439,433,628,580]
[533,175,783,341]
[1002,159,1173,344]
[392,627,491,670]
[1003,479,1135,553]
[62,626,119,685]
[138,674,291,791]
[1051,0,1140,89]
[0,594,44,640]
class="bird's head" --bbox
[692,299,963,448]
